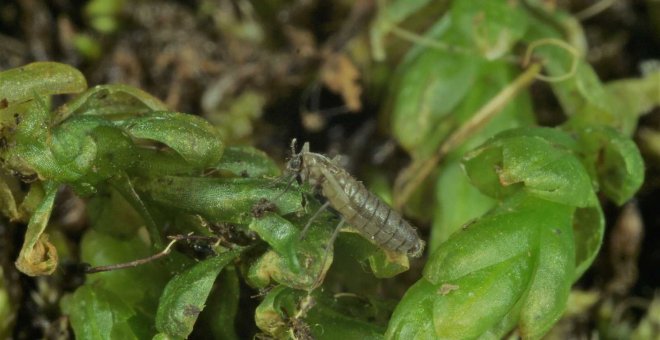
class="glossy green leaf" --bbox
[113,111,224,169]
[54,84,168,124]
[249,214,301,268]
[0,62,87,105]
[142,177,302,225]
[2,98,68,182]
[51,116,137,184]
[431,254,532,339]
[463,127,597,207]
[211,145,280,178]
[156,248,242,339]
[390,194,575,339]
[384,279,436,340]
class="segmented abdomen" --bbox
[320,171,423,257]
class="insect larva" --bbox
[288,141,425,257]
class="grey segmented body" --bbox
[290,142,425,257]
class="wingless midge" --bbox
[287,140,425,258]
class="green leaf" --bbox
[0,62,87,105]
[604,69,660,133]
[431,253,532,339]
[451,0,528,59]
[2,97,68,181]
[249,213,300,269]
[389,23,482,157]
[370,0,433,60]
[54,84,168,124]
[0,267,16,339]
[462,128,597,207]
[334,232,410,279]
[430,155,495,251]
[142,177,302,225]
[390,194,575,339]
[211,145,281,178]
[61,285,140,340]
[155,248,242,338]
[571,125,645,205]
[50,116,136,184]
[0,171,22,221]
[572,206,605,280]
[387,0,534,159]
[256,286,385,339]
[198,267,241,340]
[114,111,224,169]
[247,212,334,290]
[81,229,169,308]
[385,279,436,340]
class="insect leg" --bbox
[299,201,331,240]
[270,173,300,203]
[311,218,345,290]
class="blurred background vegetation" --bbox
[0,0,659,339]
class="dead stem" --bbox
[84,237,180,274]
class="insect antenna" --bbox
[270,138,305,200]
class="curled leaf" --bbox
[54,84,168,123]
[462,127,597,207]
[15,182,59,276]
[15,234,58,277]
[572,125,645,205]
[0,62,87,106]
[247,212,334,290]
[114,111,224,169]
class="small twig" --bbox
[575,0,617,21]
[387,22,520,64]
[85,237,179,274]
[393,63,543,209]
[388,25,473,56]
